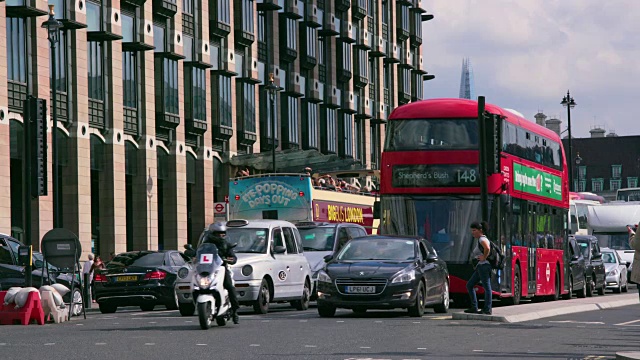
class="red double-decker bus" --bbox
[379,98,570,305]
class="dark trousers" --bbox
[224,266,239,310]
[466,263,492,312]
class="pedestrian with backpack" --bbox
[464,221,493,315]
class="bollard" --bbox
[83,273,92,309]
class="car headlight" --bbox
[391,269,416,284]
[178,267,190,279]
[317,270,332,283]
[196,274,214,289]
[607,269,619,277]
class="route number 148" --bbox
[457,170,477,183]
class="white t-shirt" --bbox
[82,260,94,276]
[472,236,490,265]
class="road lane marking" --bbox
[549,320,604,324]
[616,319,640,326]
[304,345,317,348]
[417,348,427,350]
[250,344,260,347]
[196,344,207,346]
[299,320,308,322]
[473,350,484,352]
[0,343,6,346]
[95,343,106,346]
[412,321,421,324]
[76,323,84,326]
[44,343,55,346]
[336,320,345,323]
[431,316,451,320]
[144,343,155,346]
[374,321,383,323]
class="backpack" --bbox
[486,239,504,270]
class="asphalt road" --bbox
[1,297,638,360]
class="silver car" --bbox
[175,219,311,315]
[601,248,629,293]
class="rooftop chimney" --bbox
[545,117,561,136]
[534,112,547,126]
[590,125,606,138]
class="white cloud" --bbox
[422,0,640,137]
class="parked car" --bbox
[176,219,312,315]
[295,221,368,299]
[0,233,83,315]
[575,235,607,297]
[565,236,587,299]
[601,247,629,293]
[94,250,190,313]
[316,235,449,317]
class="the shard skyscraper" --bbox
[459,58,476,99]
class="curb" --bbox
[617,352,640,360]
[451,296,639,323]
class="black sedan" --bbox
[316,236,449,317]
[94,250,190,313]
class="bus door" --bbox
[526,202,537,295]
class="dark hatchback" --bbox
[575,235,607,296]
[316,236,449,317]
[94,250,190,313]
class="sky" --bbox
[421,0,640,138]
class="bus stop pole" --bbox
[478,96,489,223]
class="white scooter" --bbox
[191,243,233,329]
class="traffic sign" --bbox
[214,202,226,214]
[224,195,229,203]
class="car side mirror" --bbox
[592,253,602,260]
[273,246,287,254]
[426,254,438,263]
[324,254,334,263]
[622,261,629,267]
[571,255,579,261]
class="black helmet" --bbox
[208,222,227,234]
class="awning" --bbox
[229,149,365,173]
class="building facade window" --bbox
[241,0,254,33]
[286,18,297,51]
[217,0,231,24]
[592,178,603,192]
[7,17,27,112]
[318,37,326,82]
[628,177,638,188]
[370,124,379,168]
[257,11,266,61]
[306,27,317,58]
[354,119,363,162]
[283,96,299,148]
[88,41,106,128]
[188,67,206,121]
[219,76,233,127]
[339,112,353,158]
[303,102,319,150]
[182,0,195,62]
[610,179,622,192]
[612,165,622,178]
[578,165,586,180]
[321,107,337,154]
[161,58,179,115]
[122,51,138,133]
[341,42,352,70]
[237,82,256,133]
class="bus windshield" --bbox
[593,232,631,251]
[617,188,640,202]
[385,119,479,151]
[380,195,482,263]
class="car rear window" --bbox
[108,252,165,268]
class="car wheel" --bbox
[253,278,270,314]
[622,281,629,293]
[505,267,521,305]
[562,275,573,300]
[291,280,310,311]
[179,302,196,316]
[166,290,179,310]
[614,276,622,293]
[408,282,425,318]
[69,289,83,316]
[140,304,155,312]
[597,276,605,296]
[434,281,450,313]
[99,303,117,314]
[317,302,336,317]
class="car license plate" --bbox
[346,286,375,294]
[117,275,138,282]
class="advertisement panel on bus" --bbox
[228,175,313,221]
[312,200,374,230]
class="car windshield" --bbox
[577,242,590,258]
[602,252,617,264]
[107,252,165,268]
[336,239,416,261]
[227,228,270,253]
[298,227,336,251]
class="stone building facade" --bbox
[1,0,431,257]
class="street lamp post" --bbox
[42,5,63,228]
[575,153,583,191]
[264,73,280,173]
[561,90,577,191]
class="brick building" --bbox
[1,0,432,257]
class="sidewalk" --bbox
[452,293,639,323]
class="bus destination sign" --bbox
[392,164,481,188]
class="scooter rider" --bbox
[201,222,240,324]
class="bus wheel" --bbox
[552,267,560,301]
[562,275,573,300]
[506,267,521,305]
